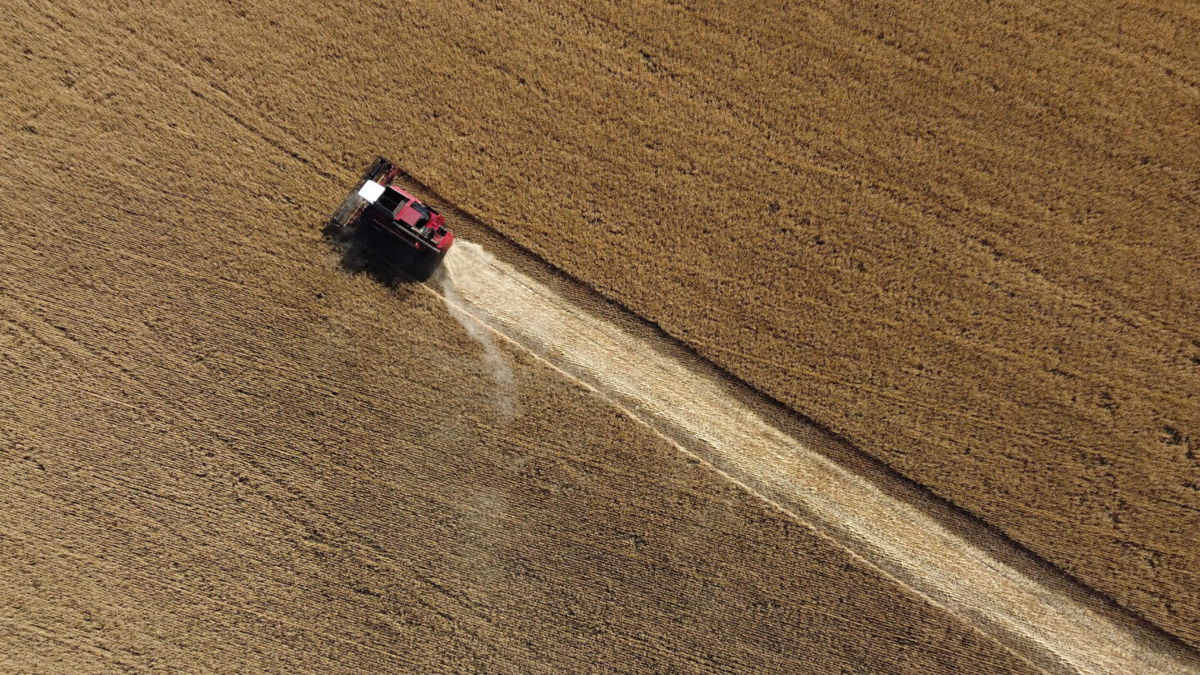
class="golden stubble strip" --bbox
[434,240,1200,675]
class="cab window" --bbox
[378,188,406,213]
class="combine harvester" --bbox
[328,157,455,280]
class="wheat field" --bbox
[3,0,1198,669]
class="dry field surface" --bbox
[0,2,1045,672]
[3,0,1199,670]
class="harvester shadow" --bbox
[323,221,434,286]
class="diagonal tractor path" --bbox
[420,238,1199,675]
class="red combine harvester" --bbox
[328,157,454,279]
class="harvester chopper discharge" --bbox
[328,157,455,280]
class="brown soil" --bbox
[0,3,1046,672]
[45,0,1192,646]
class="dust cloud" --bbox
[436,247,517,421]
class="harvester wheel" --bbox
[409,250,445,282]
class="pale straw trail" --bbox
[433,240,1199,675]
